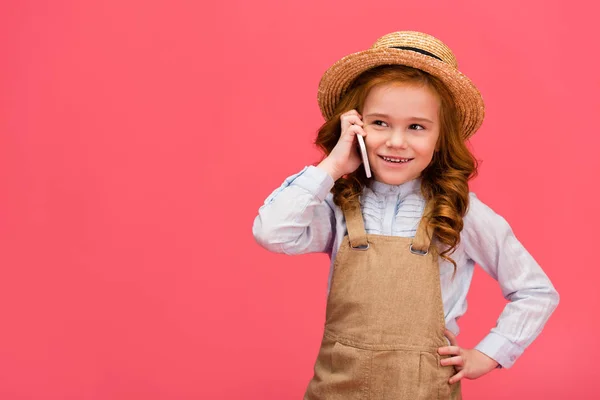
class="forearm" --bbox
[475,284,559,368]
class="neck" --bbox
[369,176,422,196]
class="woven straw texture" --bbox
[317,31,485,139]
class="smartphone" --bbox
[356,134,372,178]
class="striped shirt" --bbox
[252,165,559,369]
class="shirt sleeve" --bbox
[252,165,336,255]
[462,193,560,369]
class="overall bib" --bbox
[304,198,462,399]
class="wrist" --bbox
[475,349,500,369]
[317,158,343,181]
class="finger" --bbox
[444,329,459,346]
[440,356,464,367]
[354,125,367,136]
[342,124,366,139]
[341,110,363,122]
[341,109,362,118]
[438,346,461,355]
[341,115,364,130]
[449,369,465,385]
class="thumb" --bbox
[444,329,459,346]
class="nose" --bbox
[385,129,408,149]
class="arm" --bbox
[463,193,560,369]
[252,165,336,255]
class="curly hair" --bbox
[314,65,479,273]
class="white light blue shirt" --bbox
[252,165,559,369]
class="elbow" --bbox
[252,216,315,255]
[252,215,285,253]
[549,286,560,312]
[536,284,560,316]
[505,283,560,314]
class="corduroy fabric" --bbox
[304,198,462,399]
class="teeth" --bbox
[382,156,411,163]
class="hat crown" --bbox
[371,31,458,69]
[317,30,484,138]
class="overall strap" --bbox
[342,197,369,249]
[410,200,435,255]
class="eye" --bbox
[373,120,388,127]
[409,124,425,130]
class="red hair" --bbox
[314,65,479,273]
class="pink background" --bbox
[1,0,598,398]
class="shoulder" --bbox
[465,192,507,220]
[463,192,512,239]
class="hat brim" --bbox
[317,48,485,139]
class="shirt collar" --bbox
[368,176,422,198]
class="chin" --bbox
[373,171,420,185]
[373,173,415,185]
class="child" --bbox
[252,31,559,399]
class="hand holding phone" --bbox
[316,109,371,181]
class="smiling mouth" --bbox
[379,155,414,164]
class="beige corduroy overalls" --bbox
[304,198,462,399]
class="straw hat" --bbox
[317,31,485,139]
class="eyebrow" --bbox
[364,113,434,124]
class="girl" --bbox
[252,31,559,399]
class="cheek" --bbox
[365,132,387,151]
[411,136,438,155]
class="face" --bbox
[361,82,441,185]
